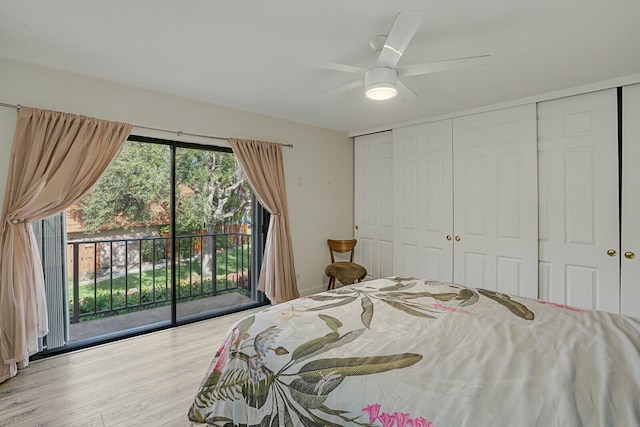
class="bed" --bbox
[188,277,640,426]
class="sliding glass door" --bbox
[36,136,265,351]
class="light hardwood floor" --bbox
[0,307,264,427]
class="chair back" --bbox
[327,239,357,263]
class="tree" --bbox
[175,147,252,275]
[78,141,252,243]
[174,147,251,235]
[81,142,170,233]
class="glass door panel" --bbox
[174,146,258,322]
[65,141,172,342]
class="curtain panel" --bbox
[0,107,132,383]
[228,138,299,304]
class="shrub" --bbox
[70,268,250,322]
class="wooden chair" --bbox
[324,239,367,290]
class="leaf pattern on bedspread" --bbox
[476,288,535,320]
[189,310,423,426]
[306,277,535,326]
[188,277,537,426]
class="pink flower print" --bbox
[392,412,412,427]
[212,327,240,373]
[536,300,589,313]
[212,345,229,373]
[378,412,395,427]
[362,404,434,427]
[362,403,382,424]
[432,302,473,315]
[413,417,433,427]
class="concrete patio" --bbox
[69,292,255,341]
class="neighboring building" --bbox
[65,181,249,280]
[66,202,171,281]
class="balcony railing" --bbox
[68,232,251,323]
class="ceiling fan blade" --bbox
[397,55,491,78]
[376,12,423,68]
[300,58,367,75]
[318,80,364,99]
[398,80,418,99]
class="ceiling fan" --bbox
[314,12,490,101]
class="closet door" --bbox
[538,89,619,313]
[453,104,538,297]
[354,131,394,279]
[393,120,453,280]
[622,84,640,318]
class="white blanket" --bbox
[189,277,640,426]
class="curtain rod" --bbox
[0,102,294,148]
[133,125,293,148]
[0,102,20,110]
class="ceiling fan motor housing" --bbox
[365,67,398,100]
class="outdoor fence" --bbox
[67,232,251,323]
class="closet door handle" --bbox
[625,251,636,260]
[455,236,461,242]
[607,249,617,257]
[446,235,452,241]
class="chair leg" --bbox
[327,276,335,291]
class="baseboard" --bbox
[300,283,327,297]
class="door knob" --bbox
[446,235,452,241]
[355,225,359,230]
[455,236,461,242]
[607,249,617,257]
[625,251,636,260]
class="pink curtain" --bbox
[228,139,299,304]
[0,107,132,383]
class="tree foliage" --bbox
[79,141,251,235]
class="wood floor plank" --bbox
[106,385,196,427]
[3,348,203,420]
[60,413,105,427]
[0,307,263,427]
[0,398,56,427]
[158,415,198,427]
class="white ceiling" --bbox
[1,0,639,133]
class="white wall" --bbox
[0,58,353,297]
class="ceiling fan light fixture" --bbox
[365,67,398,101]
[366,82,398,100]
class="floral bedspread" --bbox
[188,277,640,426]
